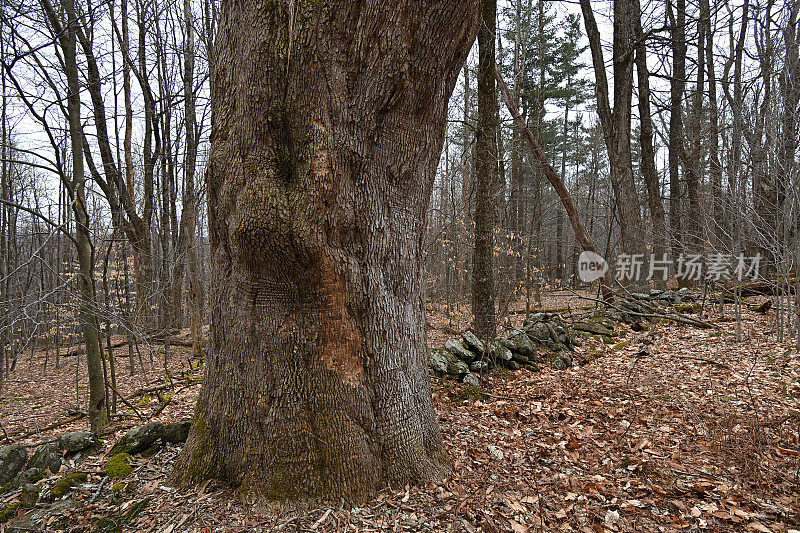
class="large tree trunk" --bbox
[50,0,108,433]
[779,3,799,243]
[684,5,706,252]
[472,0,498,339]
[702,0,723,248]
[173,0,478,502]
[633,0,668,289]
[667,0,687,261]
[581,0,647,290]
[181,0,203,355]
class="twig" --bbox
[311,509,332,530]
[148,393,171,420]
[9,413,85,441]
[107,381,146,420]
[0,420,10,444]
[673,355,732,370]
[90,476,108,503]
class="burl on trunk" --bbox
[172,0,478,502]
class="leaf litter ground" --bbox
[1,293,798,532]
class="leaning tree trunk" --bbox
[173,0,479,502]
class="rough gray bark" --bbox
[779,2,799,239]
[633,0,667,288]
[181,0,203,356]
[702,0,723,247]
[580,0,647,288]
[667,0,687,258]
[173,0,479,502]
[721,0,750,253]
[42,0,108,433]
[472,0,498,340]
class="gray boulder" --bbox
[505,360,520,371]
[523,312,548,328]
[28,442,62,475]
[498,338,516,352]
[511,352,530,364]
[488,341,513,363]
[508,332,536,356]
[462,373,480,387]
[469,358,489,373]
[5,468,45,492]
[162,420,192,445]
[58,431,97,454]
[461,331,485,354]
[428,349,449,374]
[445,339,477,362]
[545,322,561,343]
[656,290,681,304]
[552,352,573,370]
[449,358,469,376]
[110,422,164,455]
[0,445,28,485]
[527,322,551,342]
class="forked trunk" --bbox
[173,0,478,502]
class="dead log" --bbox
[724,280,797,297]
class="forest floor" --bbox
[1,290,799,532]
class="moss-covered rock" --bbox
[508,332,536,356]
[49,472,87,499]
[523,312,549,328]
[110,481,137,496]
[0,445,28,485]
[675,302,702,314]
[161,420,192,445]
[488,341,512,363]
[140,444,161,458]
[572,320,615,337]
[58,431,97,454]
[28,442,61,475]
[430,347,469,376]
[104,453,133,479]
[552,352,573,370]
[0,502,21,522]
[20,483,38,508]
[526,322,551,342]
[444,339,478,362]
[2,467,45,494]
[462,373,480,387]
[110,422,164,456]
[428,349,450,374]
[461,331,485,353]
[469,357,489,373]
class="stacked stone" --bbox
[428,312,583,383]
